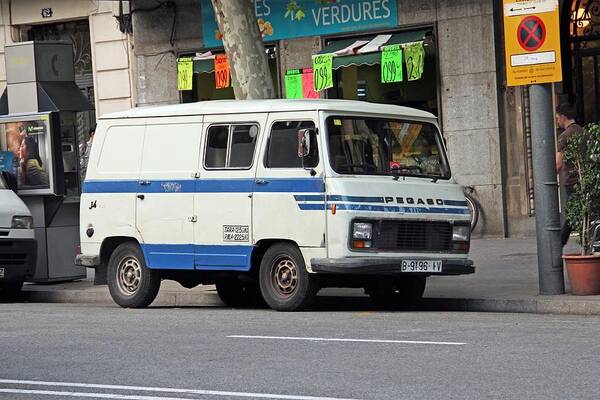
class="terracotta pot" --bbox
[563,253,600,296]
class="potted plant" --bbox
[563,122,600,295]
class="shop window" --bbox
[266,121,318,168]
[205,124,258,169]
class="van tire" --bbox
[367,276,426,310]
[259,243,319,311]
[107,242,160,308]
[216,277,265,308]
[0,281,23,300]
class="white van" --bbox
[0,171,36,297]
[77,100,474,311]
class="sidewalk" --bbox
[17,237,600,315]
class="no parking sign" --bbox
[503,0,562,86]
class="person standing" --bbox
[555,103,584,246]
[80,126,95,181]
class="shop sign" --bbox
[214,54,231,89]
[381,44,403,83]
[503,0,562,86]
[312,54,334,91]
[177,58,193,91]
[201,0,398,49]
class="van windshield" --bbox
[326,116,451,179]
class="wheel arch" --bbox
[100,236,141,266]
[252,239,300,273]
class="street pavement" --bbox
[1,303,600,400]
[16,236,600,315]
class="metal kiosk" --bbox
[0,41,92,282]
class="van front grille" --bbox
[0,253,27,265]
[374,220,452,252]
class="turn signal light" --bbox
[352,240,372,249]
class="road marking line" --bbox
[0,379,359,400]
[227,335,467,346]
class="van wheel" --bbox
[0,281,23,300]
[216,277,265,308]
[367,276,426,310]
[107,242,160,308]
[259,243,319,311]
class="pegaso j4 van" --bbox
[77,100,474,311]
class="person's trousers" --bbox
[561,186,574,246]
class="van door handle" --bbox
[137,194,145,200]
[139,180,151,186]
[255,179,269,185]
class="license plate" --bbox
[0,268,4,279]
[401,260,442,273]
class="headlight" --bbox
[452,224,470,242]
[11,216,33,229]
[353,222,373,240]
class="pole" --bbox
[529,83,565,295]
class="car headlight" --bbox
[452,224,470,242]
[11,216,33,229]
[353,222,373,240]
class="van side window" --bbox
[266,121,318,168]
[204,124,258,169]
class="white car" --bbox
[0,171,36,298]
[77,100,474,311]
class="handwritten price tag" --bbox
[214,54,231,89]
[312,54,334,92]
[177,58,193,91]
[285,69,303,99]
[405,42,425,81]
[381,44,403,84]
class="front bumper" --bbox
[0,239,37,282]
[311,256,474,275]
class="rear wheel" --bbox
[259,243,319,311]
[107,242,161,308]
[0,281,24,300]
[216,277,265,308]
[367,276,426,310]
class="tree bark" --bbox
[210,0,276,100]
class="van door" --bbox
[253,111,326,250]
[194,113,267,271]
[136,116,203,270]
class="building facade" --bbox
[2,0,598,238]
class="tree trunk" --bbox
[210,0,276,100]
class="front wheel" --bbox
[107,242,161,308]
[367,276,426,310]
[259,243,319,311]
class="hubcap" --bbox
[271,257,298,298]
[116,256,142,296]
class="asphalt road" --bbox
[1,302,600,400]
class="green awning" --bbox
[194,58,215,74]
[319,29,430,70]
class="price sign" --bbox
[405,42,425,81]
[285,70,303,99]
[177,57,193,91]
[381,44,403,83]
[312,54,333,92]
[302,68,319,99]
[214,54,231,89]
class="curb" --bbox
[19,289,600,315]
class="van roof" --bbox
[99,99,437,120]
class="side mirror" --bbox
[1,170,18,192]
[297,128,314,158]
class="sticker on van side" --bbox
[223,225,249,242]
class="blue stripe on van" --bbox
[329,203,470,215]
[141,244,253,271]
[83,178,324,194]
[328,195,385,203]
